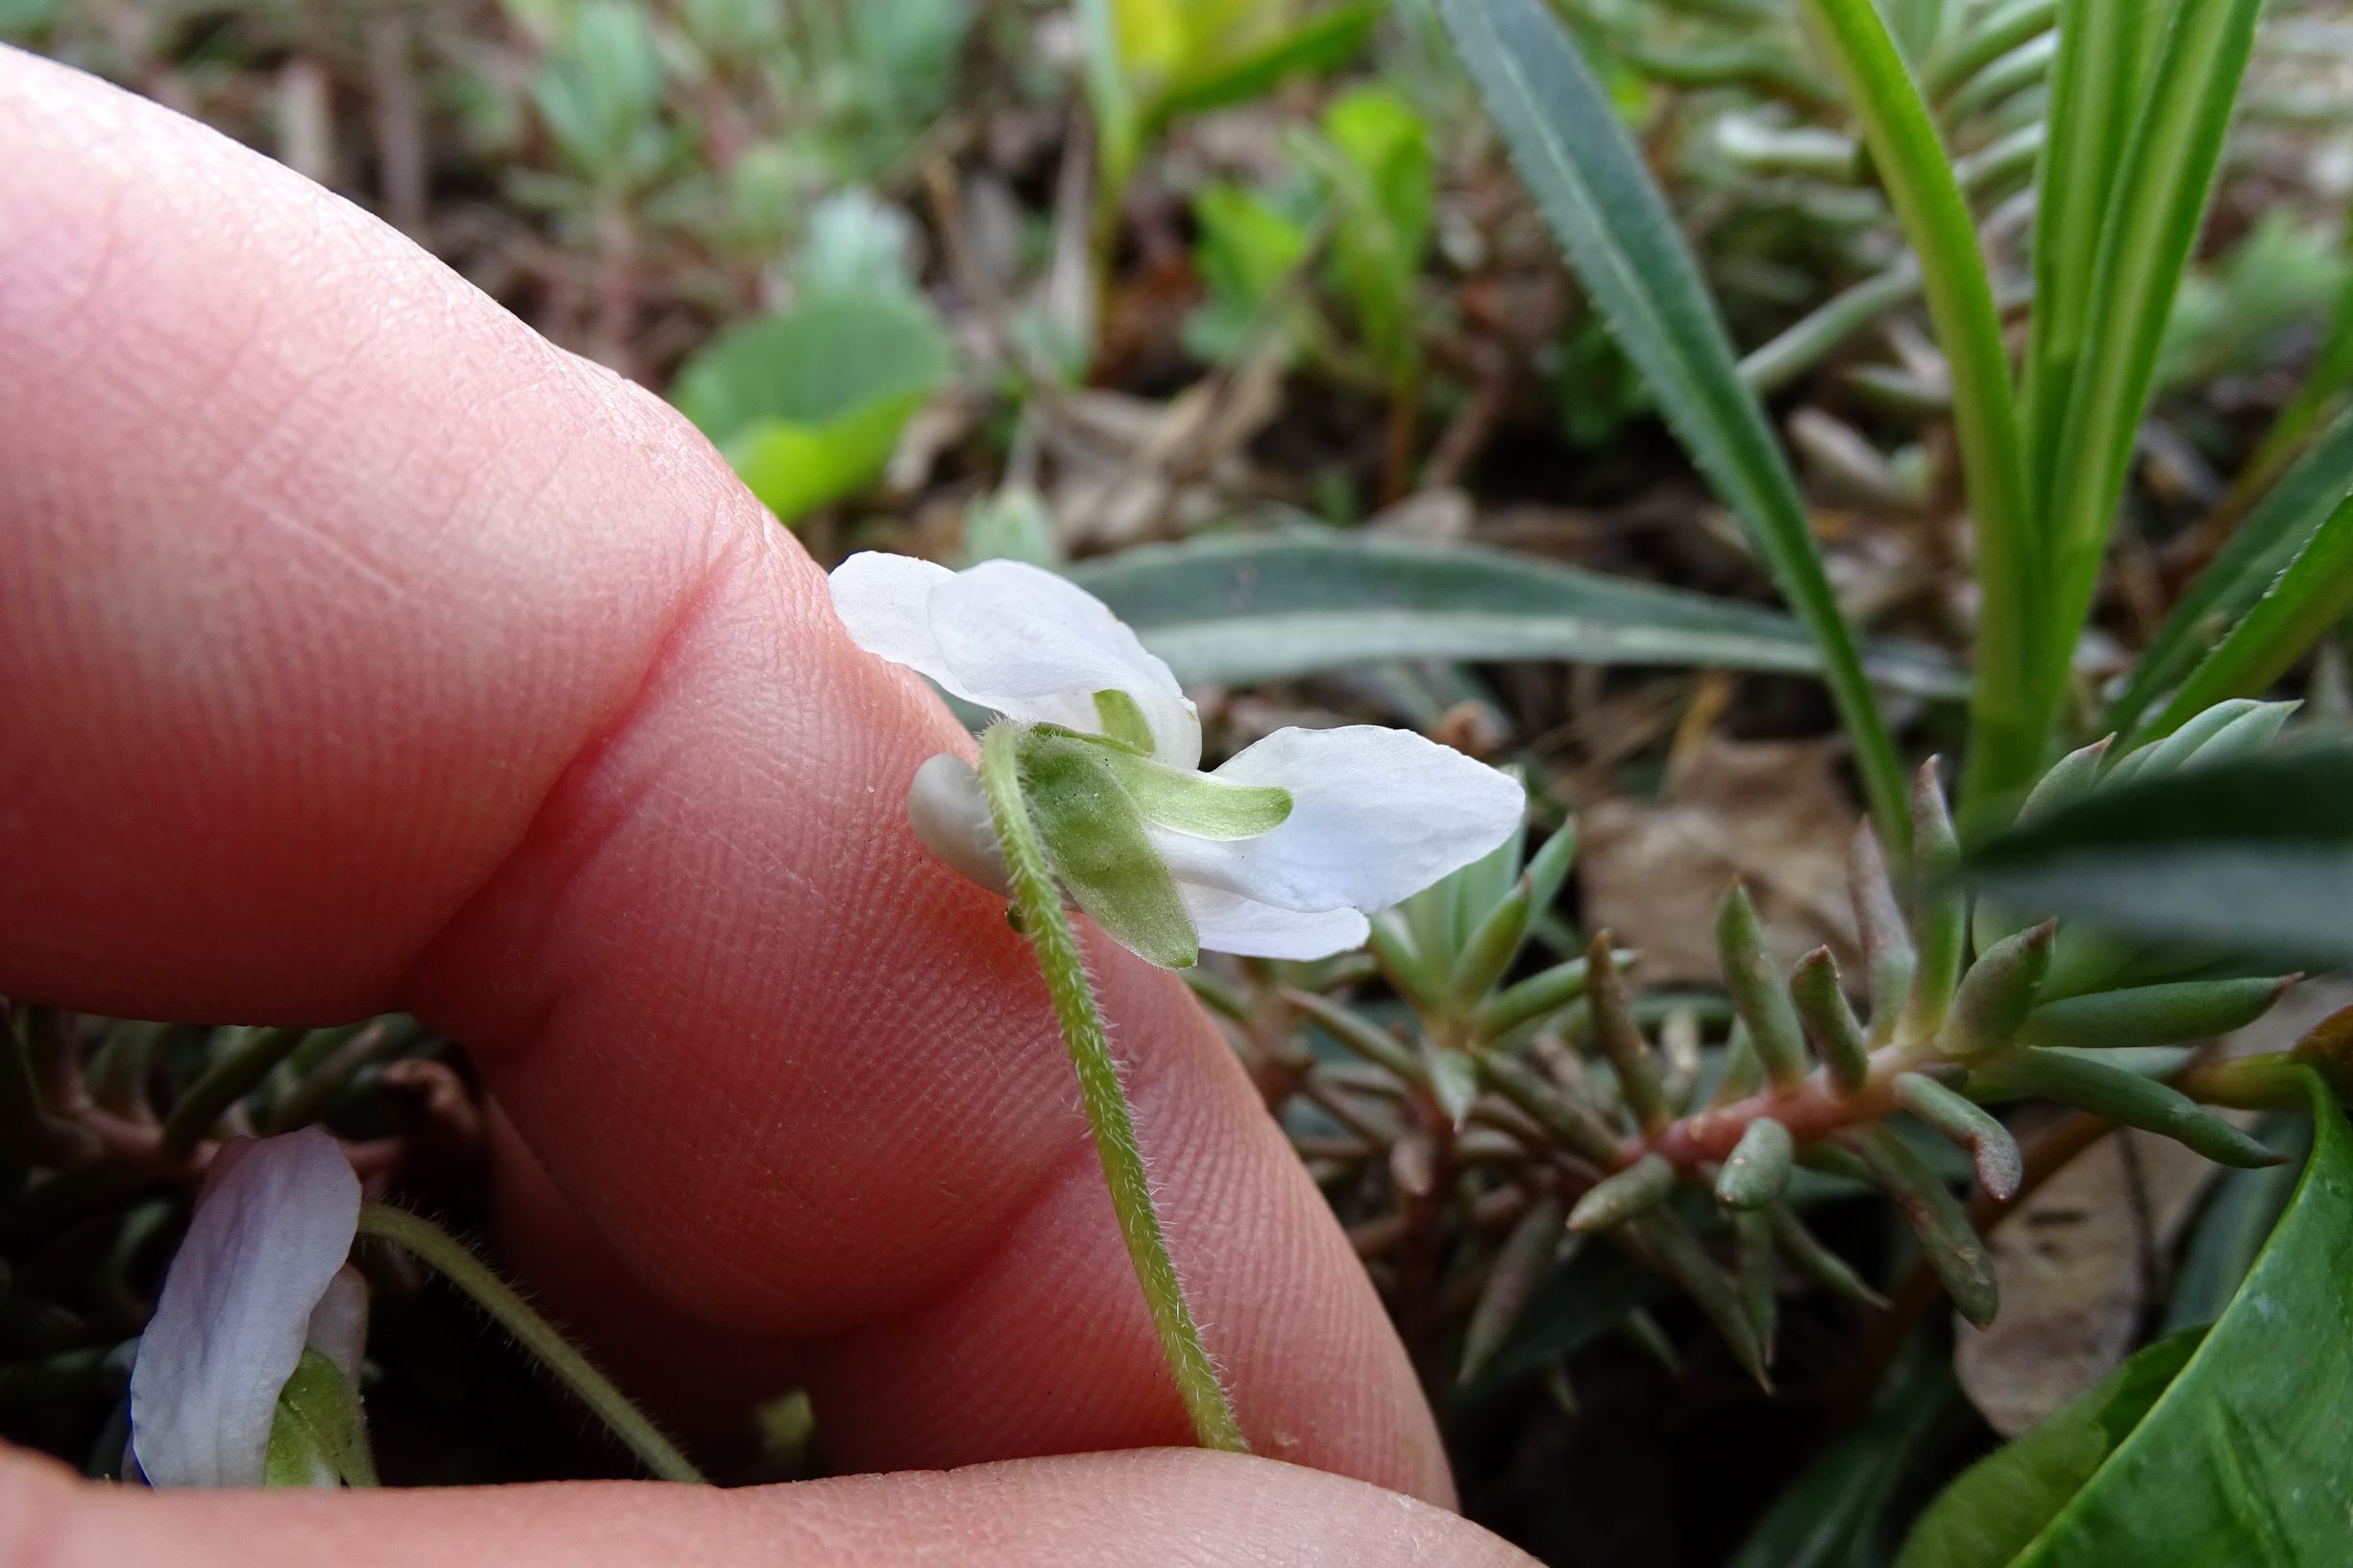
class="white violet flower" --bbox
[828,551,1524,965]
[129,1126,366,1487]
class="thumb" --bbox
[0,48,1444,1497]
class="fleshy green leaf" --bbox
[1437,0,1910,848]
[1069,532,1966,698]
[670,292,952,526]
[1017,730,1197,968]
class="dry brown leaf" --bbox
[1955,1126,2227,1437]
[1576,735,1860,987]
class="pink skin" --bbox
[0,45,1532,1567]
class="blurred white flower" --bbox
[828,552,1523,961]
[129,1127,363,1487]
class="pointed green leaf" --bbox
[1968,747,2353,968]
[1797,0,2038,808]
[2022,976,2293,1050]
[1436,0,1909,847]
[2032,0,2267,780]
[2151,494,2353,736]
[1068,531,1966,698]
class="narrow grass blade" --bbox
[2149,494,2353,735]
[1440,0,1910,849]
[2030,0,2266,789]
[2107,410,2353,737]
[1798,0,2039,810]
[2017,0,2161,505]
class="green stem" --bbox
[159,1026,310,1157]
[977,724,1248,1452]
[355,1204,708,1484]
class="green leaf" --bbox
[1069,531,1968,697]
[2018,0,2160,513]
[2157,211,2352,393]
[2164,1112,2309,1335]
[1315,85,1434,376]
[2148,493,2353,737]
[1017,730,1198,969]
[1903,1069,2353,1566]
[2022,976,2292,1050]
[1795,0,2038,812]
[669,292,953,526]
[1895,1329,2205,1568]
[1145,0,1383,129]
[2108,409,2353,737]
[531,0,672,189]
[1440,0,1910,849]
[2032,0,2265,779]
[1185,181,1314,362]
[1966,747,2353,968]
[1097,749,1293,839]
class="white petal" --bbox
[303,1266,371,1390]
[130,1128,361,1487]
[1152,726,1523,914]
[1181,885,1371,960]
[930,560,1201,768]
[827,551,961,693]
[907,752,1012,896]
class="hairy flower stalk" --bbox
[827,552,1520,1445]
[976,722,1248,1451]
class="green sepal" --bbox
[1091,689,1160,753]
[1017,730,1199,969]
[1447,876,1533,1012]
[1095,747,1293,840]
[264,1349,377,1489]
